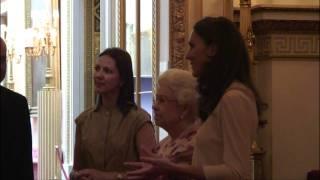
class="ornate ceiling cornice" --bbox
[253,20,319,34]
[234,5,319,34]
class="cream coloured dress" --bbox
[192,82,258,180]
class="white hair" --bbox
[158,68,198,107]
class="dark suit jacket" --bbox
[1,86,34,180]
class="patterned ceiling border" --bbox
[255,34,319,60]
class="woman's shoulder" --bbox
[129,107,151,121]
[222,81,255,102]
[74,107,95,124]
[125,107,152,131]
[208,82,256,118]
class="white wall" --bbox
[257,59,319,180]
[271,60,319,180]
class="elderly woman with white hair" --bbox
[126,68,200,179]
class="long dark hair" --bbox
[194,16,265,121]
[99,47,136,116]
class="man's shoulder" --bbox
[0,86,27,102]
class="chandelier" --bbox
[24,12,58,89]
[25,27,56,57]
[6,38,22,90]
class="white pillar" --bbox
[60,0,85,175]
[38,89,62,180]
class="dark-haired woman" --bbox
[70,48,156,180]
[127,17,262,180]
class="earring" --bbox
[179,114,184,120]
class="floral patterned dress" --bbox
[155,120,201,180]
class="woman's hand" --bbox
[125,156,175,179]
[70,170,81,180]
[140,156,176,172]
[76,169,116,180]
[124,161,156,179]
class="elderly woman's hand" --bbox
[125,156,175,180]
[124,161,157,179]
[76,169,117,180]
[141,156,176,172]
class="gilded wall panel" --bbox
[169,0,188,69]
[84,0,100,108]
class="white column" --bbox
[60,0,85,176]
[38,89,62,180]
[100,0,118,50]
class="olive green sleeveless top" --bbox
[75,106,151,172]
